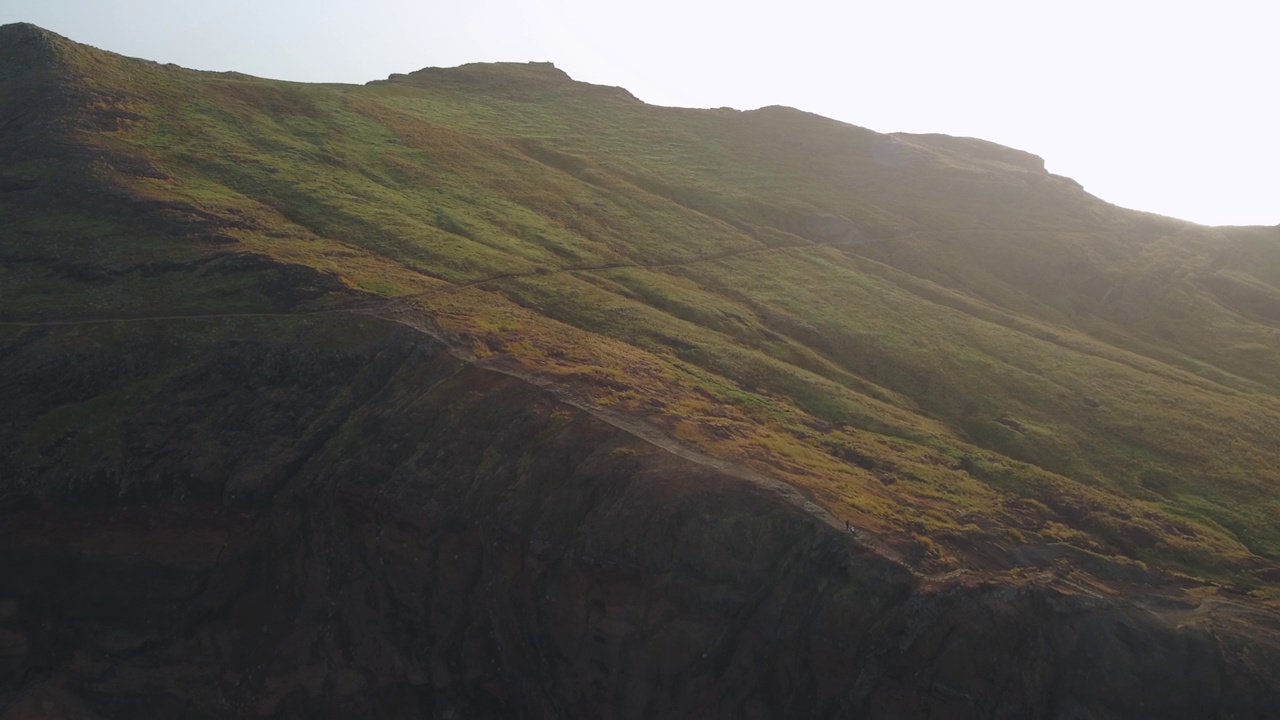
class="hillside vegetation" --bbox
[4,22,1280,599]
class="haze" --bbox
[4,0,1276,227]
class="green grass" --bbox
[6,25,1280,589]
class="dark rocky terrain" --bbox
[5,318,1278,718]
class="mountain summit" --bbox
[378,59,642,103]
[3,24,1280,718]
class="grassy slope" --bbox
[4,23,1280,592]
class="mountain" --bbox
[3,22,1280,717]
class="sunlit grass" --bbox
[6,30,1280,591]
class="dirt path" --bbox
[0,297,919,573]
[7,283,1269,614]
[1,225,1084,329]
[388,224,1078,301]
[0,294,1071,586]
[0,306,375,328]
[11,298,1280,618]
[356,303,920,572]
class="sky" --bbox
[4,0,1277,227]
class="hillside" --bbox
[3,23,1280,717]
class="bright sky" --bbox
[4,0,1277,227]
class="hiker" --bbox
[845,520,859,536]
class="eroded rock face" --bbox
[1,316,1278,718]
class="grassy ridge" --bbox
[4,24,1280,591]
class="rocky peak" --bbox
[0,23,67,74]
[376,60,638,101]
